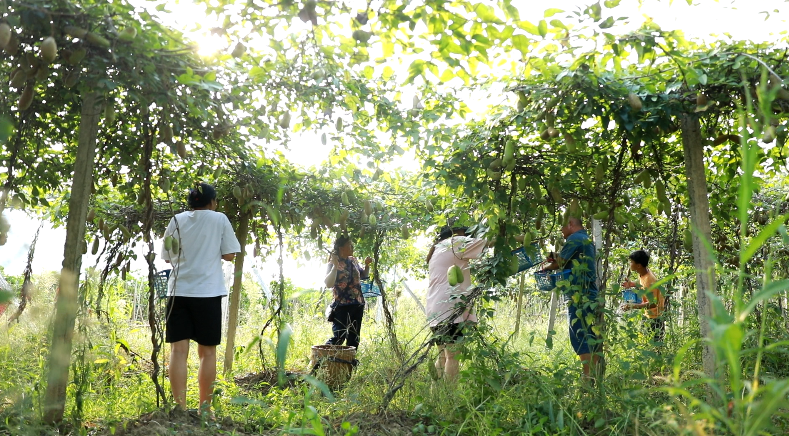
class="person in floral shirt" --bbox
[324,234,372,350]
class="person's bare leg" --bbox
[579,353,591,377]
[443,346,460,382]
[434,345,446,378]
[579,353,601,379]
[169,340,190,410]
[197,344,217,415]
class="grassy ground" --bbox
[0,282,778,435]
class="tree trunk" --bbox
[44,92,102,424]
[680,113,717,382]
[224,211,250,376]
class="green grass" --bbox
[0,280,787,435]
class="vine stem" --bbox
[372,228,404,363]
[142,117,166,406]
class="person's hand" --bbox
[364,256,373,266]
[330,253,341,268]
[620,303,632,311]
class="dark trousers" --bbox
[326,304,364,350]
[649,317,665,344]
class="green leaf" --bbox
[428,16,445,34]
[382,66,394,80]
[404,59,426,84]
[550,19,567,30]
[537,20,548,37]
[503,1,520,21]
[741,215,789,265]
[0,116,13,144]
[474,4,501,23]
[712,322,742,391]
[599,16,615,29]
[672,339,697,381]
[745,380,789,436]
[382,41,394,59]
[544,8,564,18]
[517,20,541,36]
[511,34,531,55]
[740,279,789,322]
[439,68,455,82]
[300,374,335,401]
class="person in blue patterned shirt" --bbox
[544,216,601,379]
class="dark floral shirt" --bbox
[329,256,368,306]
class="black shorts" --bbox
[165,296,223,346]
[430,322,474,345]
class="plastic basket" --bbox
[622,288,640,303]
[360,281,381,298]
[155,269,171,299]
[510,244,544,274]
[533,269,571,292]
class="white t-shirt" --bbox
[160,210,241,298]
[426,236,487,326]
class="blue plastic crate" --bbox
[510,244,544,274]
[155,269,171,299]
[360,281,381,298]
[533,269,571,292]
[622,288,640,303]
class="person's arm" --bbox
[324,254,340,288]
[622,279,638,288]
[543,252,563,271]
[624,288,660,310]
[220,214,242,261]
[546,238,580,271]
[425,245,436,264]
[640,289,661,309]
[359,256,372,280]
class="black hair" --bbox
[629,250,650,268]
[188,182,217,209]
[333,234,352,254]
[436,226,452,242]
[436,225,469,243]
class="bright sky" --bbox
[1,0,788,288]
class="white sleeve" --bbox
[160,218,175,262]
[220,214,242,255]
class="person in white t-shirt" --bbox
[161,183,241,415]
[426,226,487,382]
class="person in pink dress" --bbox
[426,226,487,381]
